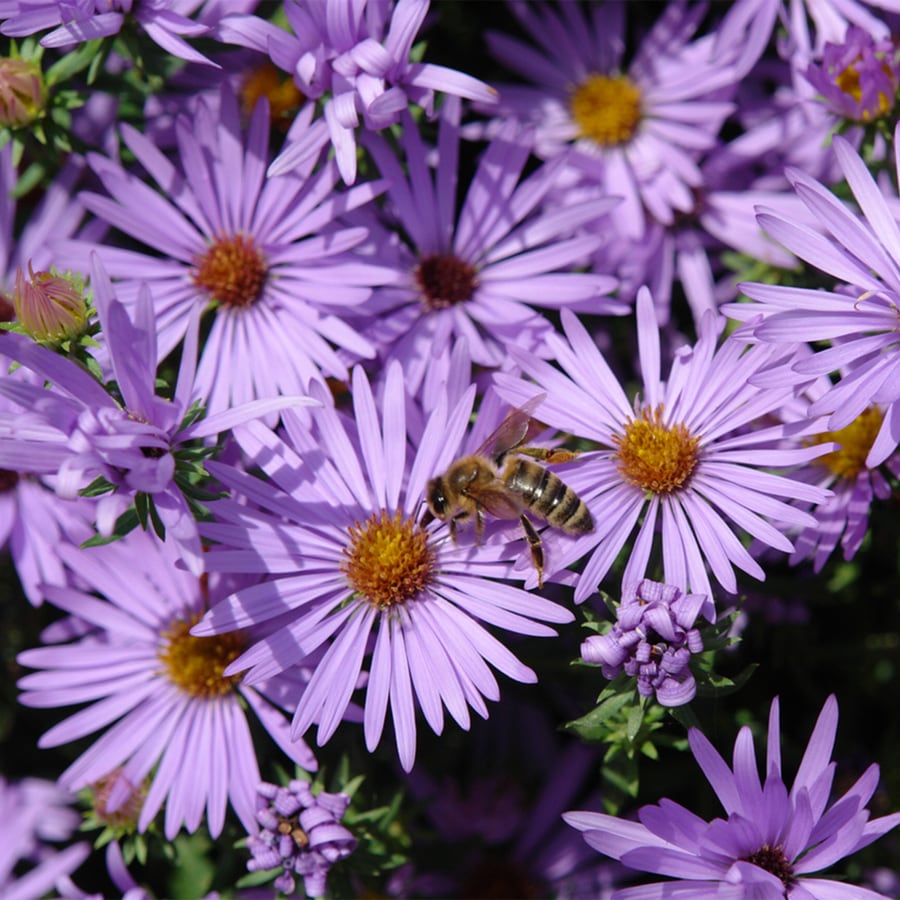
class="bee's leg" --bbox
[449,515,460,544]
[475,506,485,543]
[518,446,579,464]
[519,515,544,589]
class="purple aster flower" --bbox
[0,254,315,573]
[777,374,900,571]
[54,86,390,416]
[494,287,833,609]
[192,362,574,771]
[804,26,900,123]
[17,528,319,841]
[351,96,623,394]
[564,694,900,898]
[0,0,218,67]
[0,776,89,900]
[247,780,356,897]
[477,0,778,238]
[581,579,705,707]
[729,126,900,468]
[220,0,497,184]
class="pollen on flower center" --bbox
[835,59,895,120]
[810,406,884,479]
[570,73,642,146]
[742,844,795,888]
[415,253,477,311]
[157,614,245,698]
[342,510,434,609]
[614,405,700,494]
[192,233,268,309]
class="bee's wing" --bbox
[471,485,527,520]
[476,393,548,462]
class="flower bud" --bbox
[0,57,45,128]
[12,263,88,345]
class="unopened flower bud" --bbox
[0,57,45,128]
[12,263,88,345]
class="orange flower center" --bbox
[192,233,267,309]
[342,510,434,609]
[240,61,305,128]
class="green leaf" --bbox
[80,507,141,547]
[79,475,117,498]
[626,702,644,741]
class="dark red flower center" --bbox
[0,469,19,492]
[415,253,477,311]
[742,843,795,889]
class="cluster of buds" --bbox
[581,579,705,707]
[247,780,356,897]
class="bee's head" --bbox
[425,476,449,519]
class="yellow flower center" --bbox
[570,73,642,146]
[240,61,305,128]
[192,233,268,309]
[157,614,245,698]
[810,406,884,479]
[415,253,478,311]
[342,510,434,609]
[835,61,896,121]
[614,405,700,493]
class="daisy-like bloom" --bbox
[354,96,623,394]
[0,0,217,67]
[17,528,319,841]
[493,287,833,610]
[219,0,497,184]
[192,362,574,771]
[581,579,705,707]
[0,255,316,574]
[54,86,390,416]
[729,126,900,468]
[478,0,778,238]
[0,776,89,900]
[564,695,900,898]
[247,780,356,897]
[803,26,900,123]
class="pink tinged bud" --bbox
[0,57,45,127]
[12,263,87,345]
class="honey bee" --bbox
[425,395,593,587]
